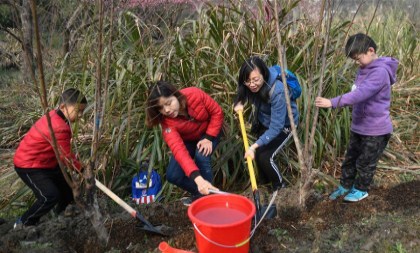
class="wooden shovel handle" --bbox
[95,179,137,217]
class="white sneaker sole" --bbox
[344,193,369,202]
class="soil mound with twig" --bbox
[0,180,419,253]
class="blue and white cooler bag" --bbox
[131,169,162,204]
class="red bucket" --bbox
[187,194,255,253]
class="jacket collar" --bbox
[56,109,69,124]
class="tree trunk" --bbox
[28,0,109,243]
[20,0,34,85]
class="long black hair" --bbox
[234,56,271,106]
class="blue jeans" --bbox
[166,136,220,196]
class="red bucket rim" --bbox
[187,194,256,228]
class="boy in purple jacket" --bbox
[315,33,398,202]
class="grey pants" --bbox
[340,131,391,191]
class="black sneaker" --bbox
[181,194,204,206]
[181,197,192,206]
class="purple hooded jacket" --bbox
[330,57,399,136]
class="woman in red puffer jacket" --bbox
[146,81,224,205]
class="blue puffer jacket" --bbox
[255,66,299,147]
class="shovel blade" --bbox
[135,213,169,236]
[260,204,277,219]
[136,223,169,236]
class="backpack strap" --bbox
[269,83,276,100]
[275,72,297,101]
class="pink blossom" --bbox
[127,0,207,8]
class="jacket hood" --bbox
[362,57,399,85]
[267,66,279,86]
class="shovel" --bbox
[237,110,263,221]
[95,179,167,236]
[237,111,278,221]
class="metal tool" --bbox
[237,110,263,221]
[95,179,167,236]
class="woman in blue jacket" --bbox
[234,56,299,191]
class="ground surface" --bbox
[0,177,419,253]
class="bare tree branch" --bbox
[101,1,115,147]
[19,0,34,84]
[28,0,73,187]
[0,26,22,43]
[273,0,304,173]
[86,0,105,199]
[303,0,326,160]
[82,0,110,243]
[308,0,333,157]
[274,0,315,207]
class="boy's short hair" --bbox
[345,33,377,58]
[60,88,87,105]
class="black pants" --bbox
[15,166,74,226]
[340,131,391,191]
[255,127,292,190]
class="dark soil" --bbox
[0,180,419,253]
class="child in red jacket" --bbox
[13,88,87,228]
[146,81,223,205]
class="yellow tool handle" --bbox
[237,110,258,191]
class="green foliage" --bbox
[269,227,292,242]
[0,166,33,219]
[398,173,415,183]
[392,242,408,253]
[313,180,326,194]
[0,4,16,28]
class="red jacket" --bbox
[14,110,81,171]
[161,87,224,177]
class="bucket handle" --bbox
[193,223,251,248]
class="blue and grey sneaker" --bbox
[329,185,350,200]
[13,217,23,230]
[344,188,368,202]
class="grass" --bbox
[0,68,20,84]
[269,228,292,242]
[0,150,29,219]
[392,242,408,253]
[0,79,41,148]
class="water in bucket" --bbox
[195,207,247,225]
[188,194,255,253]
